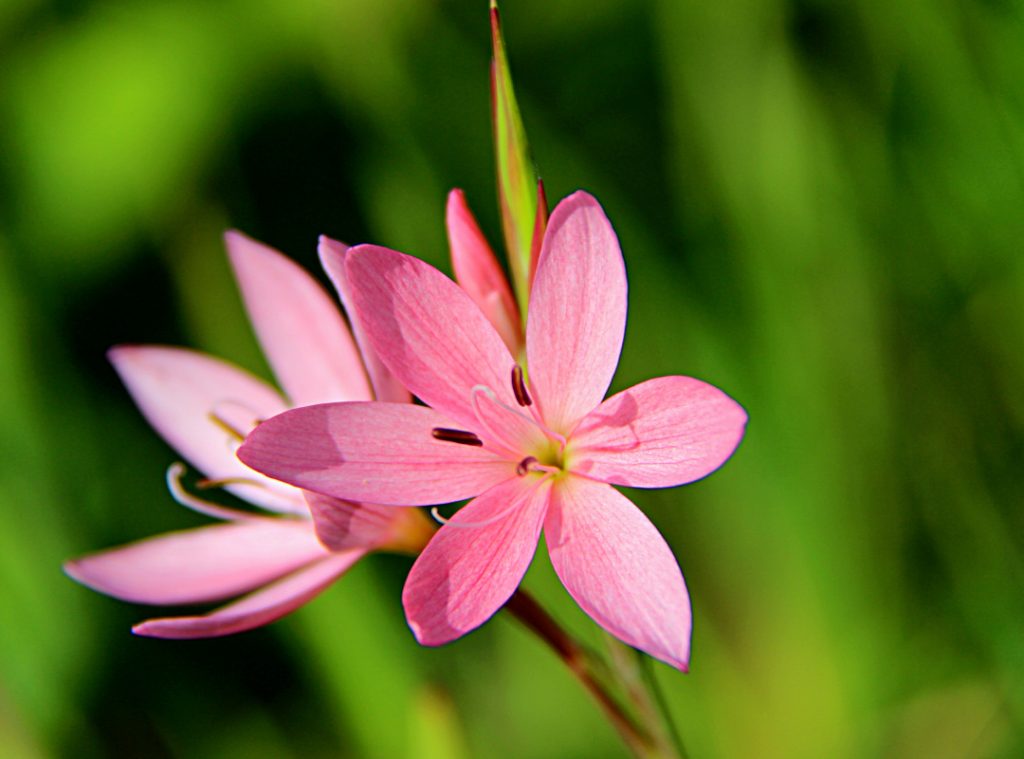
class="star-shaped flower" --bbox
[240,193,746,668]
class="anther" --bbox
[511,365,532,407]
[431,427,483,446]
[516,456,539,476]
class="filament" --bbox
[197,475,274,490]
[469,385,533,459]
[428,473,552,529]
[165,462,256,521]
[208,399,267,442]
[207,411,247,442]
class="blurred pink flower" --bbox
[65,232,430,638]
[239,192,746,669]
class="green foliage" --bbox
[1,0,1022,756]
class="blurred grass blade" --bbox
[490,0,538,315]
[408,686,470,759]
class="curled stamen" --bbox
[516,456,539,476]
[511,365,532,407]
[429,472,555,529]
[165,462,256,521]
[431,427,483,446]
[430,503,518,527]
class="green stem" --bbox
[638,653,689,759]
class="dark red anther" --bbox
[511,365,532,407]
[431,427,484,446]
[515,456,538,476]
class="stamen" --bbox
[430,503,518,527]
[165,462,255,521]
[511,365,532,407]
[516,456,539,476]
[469,384,532,459]
[431,427,484,446]
[197,475,272,490]
[429,472,554,528]
[207,411,247,442]
[521,400,569,453]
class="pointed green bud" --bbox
[528,178,548,289]
[490,0,539,317]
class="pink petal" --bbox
[238,402,513,506]
[318,236,411,404]
[446,189,523,355]
[570,376,747,488]
[304,492,408,551]
[402,476,550,645]
[132,550,361,639]
[545,476,691,670]
[64,519,329,605]
[225,230,373,406]
[108,345,303,513]
[344,245,519,431]
[469,386,550,460]
[526,192,628,434]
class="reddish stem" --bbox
[504,589,669,758]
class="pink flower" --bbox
[239,193,747,669]
[65,232,430,638]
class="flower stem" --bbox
[639,653,689,759]
[606,638,689,759]
[504,589,682,759]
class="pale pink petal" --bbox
[570,376,747,488]
[344,245,518,431]
[545,476,691,670]
[526,192,628,434]
[469,386,549,460]
[446,189,522,355]
[304,492,407,551]
[403,476,550,645]
[225,230,373,406]
[238,402,513,506]
[132,550,361,639]
[109,345,303,513]
[64,519,329,605]
[318,236,411,404]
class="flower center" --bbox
[429,365,570,476]
[534,441,566,471]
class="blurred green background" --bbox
[2,0,1023,756]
